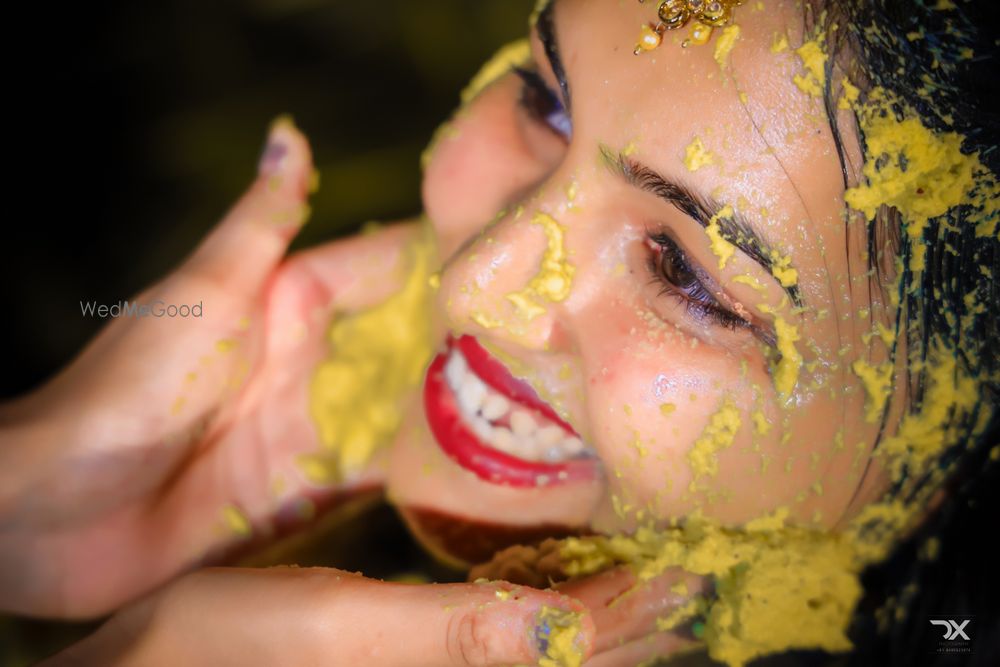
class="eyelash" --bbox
[646,232,750,332]
[513,66,572,139]
[513,66,746,335]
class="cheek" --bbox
[421,78,556,259]
[585,332,752,526]
[580,306,862,529]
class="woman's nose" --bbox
[439,203,578,352]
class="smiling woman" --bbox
[1,0,998,666]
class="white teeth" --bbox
[492,427,518,453]
[536,425,564,447]
[480,393,511,421]
[445,351,465,388]
[457,374,487,415]
[544,446,565,462]
[561,436,585,456]
[510,410,537,438]
[470,416,494,442]
[442,348,594,464]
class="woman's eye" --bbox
[646,233,749,331]
[513,66,572,140]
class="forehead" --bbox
[548,0,852,304]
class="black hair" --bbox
[811,0,1000,664]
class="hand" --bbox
[558,566,706,666]
[42,567,596,667]
[0,119,422,618]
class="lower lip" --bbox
[423,339,599,487]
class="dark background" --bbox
[3,0,533,399]
[1,1,532,663]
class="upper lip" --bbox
[450,334,578,436]
[422,334,599,487]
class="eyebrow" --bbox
[536,0,571,112]
[600,146,803,307]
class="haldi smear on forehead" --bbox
[683,136,716,172]
[792,32,827,97]
[506,212,576,321]
[713,24,742,69]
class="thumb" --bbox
[51,568,595,667]
[179,116,315,300]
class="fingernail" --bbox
[258,114,295,178]
[533,605,585,667]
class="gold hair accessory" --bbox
[634,0,743,52]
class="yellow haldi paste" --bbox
[773,316,803,400]
[304,227,436,483]
[792,38,828,97]
[851,359,894,423]
[536,606,585,667]
[684,137,716,173]
[706,205,737,269]
[845,108,981,240]
[714,25,742,69]
[506,213,576,321]
[560,513,861,667]
[461,39,532,105]
[687,397,742,487]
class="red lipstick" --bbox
[423,335,599,487]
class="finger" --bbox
[349,577,596,667]
[555,566,707,655]
[262,221,422,360]
[584,630,698,667]
[179,116,315,301]
[52,568,597,667]
[47,118,315,420]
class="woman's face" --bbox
[386,0,894,563]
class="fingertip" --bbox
[258,115,315,198]
[530,597,595,667]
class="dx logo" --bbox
[930,619,971,641]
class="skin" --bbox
[0,121,400,617]
[1,118,692,666]
[388,0,897,544]
[1,1,917,664]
